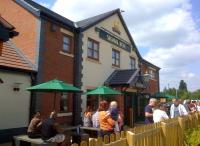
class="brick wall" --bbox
[141,63,159,94]
[0,0,38,64]
[39,20,75,124]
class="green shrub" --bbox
[185,126,200,146]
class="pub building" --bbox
[76,9,160,126]
[0,0,160,135]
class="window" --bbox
[60,93,68,112]
[149,69,155,79]
[63,35,71,53]
[87,38,99,60]
[112,49,120,67]
[130,57,136,69]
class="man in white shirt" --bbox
[153,103,169,123]
[170,98,188,118]
[92,110,99,128]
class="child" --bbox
[107,101,120,133]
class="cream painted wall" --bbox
[81,14,139,112]
[0,71,31,129]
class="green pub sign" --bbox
[95,27,132,52]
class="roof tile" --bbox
[0,41,36,71]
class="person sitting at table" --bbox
[27,111,42,138]
[83,106,92,127]
[41,111,66,146]
[98,100,116,137]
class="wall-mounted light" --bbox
[13,82,22,91]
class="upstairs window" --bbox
[112,49,120,67]
[87,38,99,60]
[63,35,71,53]
[130,57,136,69]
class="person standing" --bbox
[153,103,169,123]
[170,98,188,118]
[92,110,100,128]
[98,100,115,137]
[145,98,157,124]
[197,101,200,112]
[83,106,92,127]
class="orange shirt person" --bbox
[98,100,115,137]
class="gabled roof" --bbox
[75,9,142,58]
[15,0,75,28]
[0,41,36,72]
[141,59,161,70]
[105,69,139,86]
[76,9,119,30]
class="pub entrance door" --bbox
[124,92,149,126]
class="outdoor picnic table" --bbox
[59,125,77,131]
[80,126,100,138]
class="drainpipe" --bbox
[73,28,83,125]
[29,72,37,121]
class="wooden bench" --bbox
[12,135,57,146]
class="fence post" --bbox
[161,122,168,146]
[96,137,103,146]
[126,131,136,146]
[110,134,115,142]
[71,143,78,146]
[116,133,120,140]
[121,131,126,138]
[80,141,87,146]
[89,139,95,146]
[104,135,109,144]
[178,116,185,146]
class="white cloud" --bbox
[38,2,50,8]
[144,43,200,91]
[51,0,200,91]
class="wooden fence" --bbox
[127,112,200,146]
[71,131,127,146]
[71,112,200,146]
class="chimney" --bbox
[0,40,2,56]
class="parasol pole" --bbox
[53,92,56,110]
[98,94,102,104]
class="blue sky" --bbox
[33,0,200,92]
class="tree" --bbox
[191,89,200,99]
[179,80,188,91]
